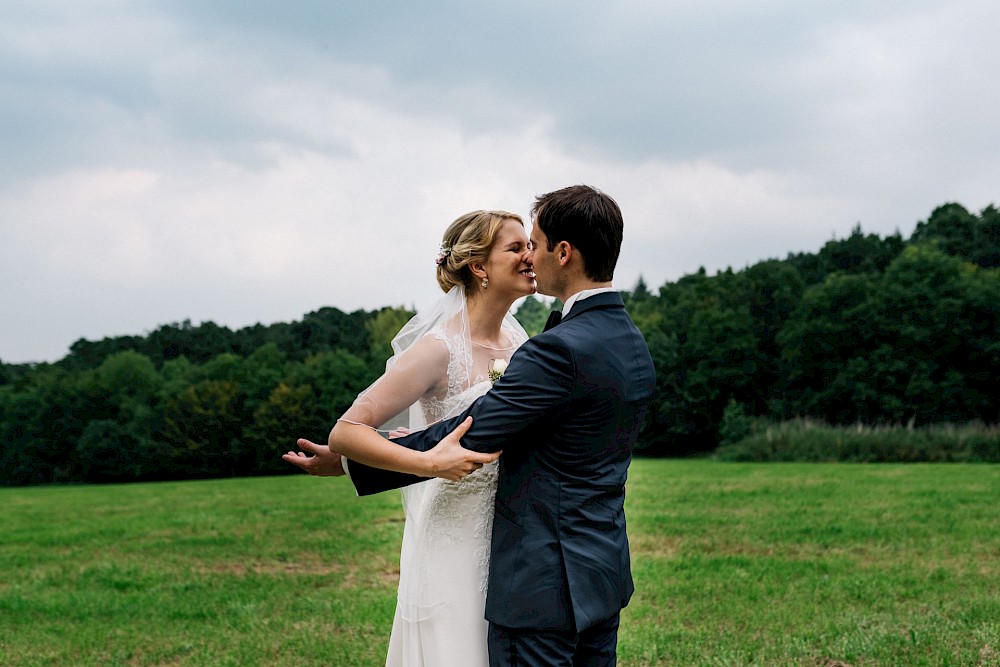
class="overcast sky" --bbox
[2,1,998,364]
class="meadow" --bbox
[1,460,998,666]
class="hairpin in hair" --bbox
[435,245,452,266]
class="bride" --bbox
[286,209,536,666]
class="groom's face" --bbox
[529,224,561,297]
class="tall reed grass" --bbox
[715,417,1000,462]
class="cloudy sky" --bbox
[2,1,998,363]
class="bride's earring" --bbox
[481,277,489,289]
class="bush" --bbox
[714,419,1000,463]
[718,400,772,446]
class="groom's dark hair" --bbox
[531,185,623,282]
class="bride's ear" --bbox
[469,262,488,281]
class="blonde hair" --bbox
[436,210,523,293]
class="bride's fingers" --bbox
[468,449,501,464]
[296,438,322,452]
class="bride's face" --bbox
[483,219,536,298]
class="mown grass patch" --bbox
[2,461,998,666]
[621,461,1000,666]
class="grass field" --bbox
[1,460,998,666]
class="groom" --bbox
[299,185,655,666]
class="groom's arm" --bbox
[460,334,575,453]
[347,335,574,496]
[345,461,427,496]
[345,411,472,496]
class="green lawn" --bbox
[1,460,998,666]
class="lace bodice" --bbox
[399,322,523,599]
[419,325,498,423]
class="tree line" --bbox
[0,307,412,486]
[2,202,998,484]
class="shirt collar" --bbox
[562,287,616,317]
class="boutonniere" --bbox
[489,358,508,384]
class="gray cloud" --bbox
[1,0,998,363]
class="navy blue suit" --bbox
[348,292,655,659]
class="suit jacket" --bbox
[347,292,656,633]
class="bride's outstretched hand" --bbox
[282,439,346,477]
[426,417,500,482]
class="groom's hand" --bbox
[427,417,500,482]
[282,439,346,477]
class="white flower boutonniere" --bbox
[489,358,508,384]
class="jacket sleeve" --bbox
[347,334,575,496]
[461,333,575,453]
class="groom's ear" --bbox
[556,241,573,266]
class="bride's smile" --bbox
[480,218,536,298]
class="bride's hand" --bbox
[282,439,346,477]
[425,417,501,482]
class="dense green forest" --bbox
[2,202,998,485]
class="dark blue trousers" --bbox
[487,613,620,667]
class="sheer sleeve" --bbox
[339,333,450,431]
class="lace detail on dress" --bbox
[398,322,522,601]
[416,379,497,594]
[426,328,473,416]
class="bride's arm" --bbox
[328,423,430,476]
[328,336,496,477]
[331,417,491,481]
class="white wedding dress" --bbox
[386,379,497,666]
[340,288,527,667]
